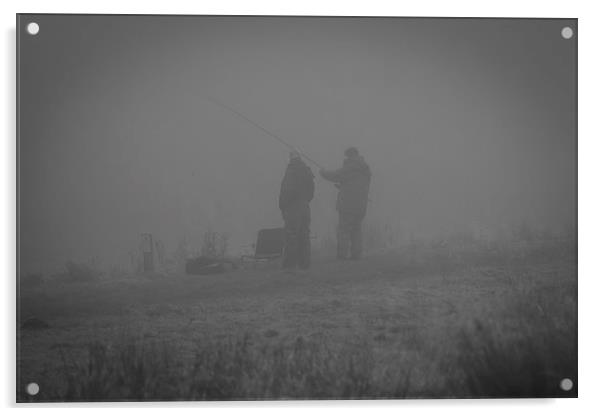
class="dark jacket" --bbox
[279,158,315,212]
[320,155,371,217]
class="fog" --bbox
[18,16,576,273]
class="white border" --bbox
[3,1,601,415]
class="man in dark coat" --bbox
[320,147,371,260]
[279,150,315,270]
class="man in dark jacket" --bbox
[320,147,371,260]
[279,150,315,270]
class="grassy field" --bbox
[17,241,577,401]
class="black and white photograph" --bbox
[16,14,577,402]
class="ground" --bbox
[17,246,577,401]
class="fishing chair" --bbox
[241,227,285,265]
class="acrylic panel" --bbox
[17,14,577,402]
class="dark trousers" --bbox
[337,212,364,260]
[282,203,311,269]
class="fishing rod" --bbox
[206,97,325,170]
[207,96,373,204]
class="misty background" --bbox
[18,16,576,273]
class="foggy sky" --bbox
[18,15,577,273]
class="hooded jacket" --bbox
[320,155,371,217]
[279,158,315,212]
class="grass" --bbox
[51,260,103,283]
[454,318,576,398]
[17,239,577,401]
[28,334,412,401]
[450,266,577,398]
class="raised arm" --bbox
[319,167,346,183]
